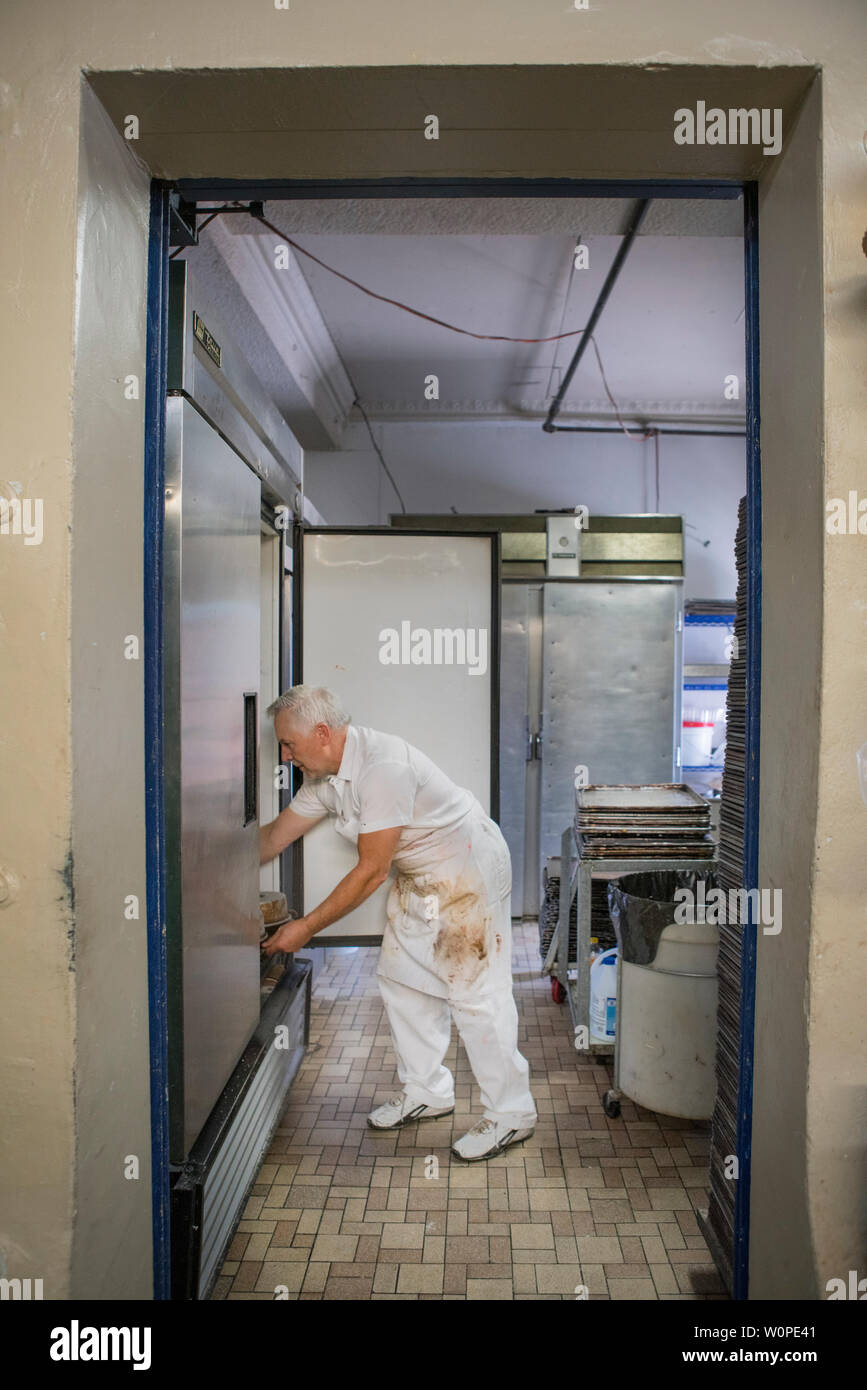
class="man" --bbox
[260,684,537,1161]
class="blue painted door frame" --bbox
[143,175,761,1300]
[143,181,172,1301]
[735,181,761,1301]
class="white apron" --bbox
[375,800,514,1001]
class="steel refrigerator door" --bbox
[539,581,682,869]
[299,529,498,942]
[165,397,262,1160]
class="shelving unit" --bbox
[682,608,735,779]
[543,823,715,1054]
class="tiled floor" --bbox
[211,924,726,1301]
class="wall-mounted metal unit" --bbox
[546,515,581,576]
[394,513,684,580]
[164,387,263,1161]
[165,263,308,1162]
[168,260,303,513]
[164,261,309,1300]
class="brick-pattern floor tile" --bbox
[209,926,724,1303]
[608,1278,658,1299]
[466,1279,513,1299]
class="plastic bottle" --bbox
[589,948,618,1041]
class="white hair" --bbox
[267,684,351,730]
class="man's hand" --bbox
[272,826,404,950]
[261,825,404,961]
[262,916,313,956]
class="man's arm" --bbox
[262,825,403,955]
[260,804,325,865]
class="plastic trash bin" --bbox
[607,871,719,1120]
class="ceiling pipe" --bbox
[544,424,745,437]
[542,197,651,434]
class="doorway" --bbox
[141,169,761,1301]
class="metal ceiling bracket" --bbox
[168,192,198,249]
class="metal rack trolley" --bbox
[542,823,717,1110]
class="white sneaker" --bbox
[451,1118,535,1162]
[367,1094,455,1130]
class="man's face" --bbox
[274,711,334,779]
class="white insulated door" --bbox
[299,529,497,942]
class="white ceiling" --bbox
[208,195,746,428]
[290,231,745,420]
[246,195,744,237]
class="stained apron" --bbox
[375,800,514,1002]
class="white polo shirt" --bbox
[288,724,477,856]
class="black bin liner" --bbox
[608,870,718,967]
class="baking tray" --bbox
[576,784,711,813]
[577,834,716,858]
[576,817,709,831]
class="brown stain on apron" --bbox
[430,876,490,985]
[392,869,491,986]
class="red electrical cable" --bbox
[252,210,591,345]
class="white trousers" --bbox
[376,805,537,1128]
[378,975,538,1128]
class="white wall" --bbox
[304,448,385,526]
[306,421,745,599]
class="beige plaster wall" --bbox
[68,80,154,1299]
[750,77,824,1298]
[0,0,864,1299]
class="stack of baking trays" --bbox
[703,493,748,1293]
[538,863,616,962]
[574,784,715,858]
